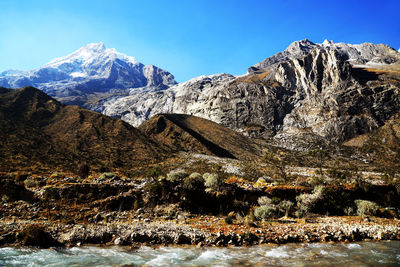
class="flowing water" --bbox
[1,241,400,266]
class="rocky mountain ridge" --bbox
[249,39,400,72]
[102,39,400,145]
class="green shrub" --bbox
[166,169,188,182]
[183,173,205,191]
[343,206,354,216]
[327,168,347,180]
[254,199,294,220]
[244,213,256,226]
[204,173,222,190]
[189,172,203,180]
[99,172,115,180]
[296,185,325,216]
[258,196,272,206]
[203,172,211,180]
[355,200,381,216]
[24,178,38,188]
[146,166,163,178]
[145,180,170,206]
[1,195,10,202]
[254,205,278,220]
[278,200,294,217]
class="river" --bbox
[1,241,399,266]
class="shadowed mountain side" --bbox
[138,114,262,160]
[0,87,164,173]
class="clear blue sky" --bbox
[1,0,399,82]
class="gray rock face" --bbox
[103,40,400,144]
[250,39,400,73]
[0,43,176,103]
[249,39,317,72]
[102,73,236,126]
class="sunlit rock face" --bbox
[103,40,400,144]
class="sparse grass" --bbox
[235,71,271,84]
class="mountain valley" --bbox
[1,39,400,249]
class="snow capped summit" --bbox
[44,42,138,78]
[0,43,176,102]
[47,42,107,65]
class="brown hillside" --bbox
[138,113,261,160]
[343,118,400,169]
[0,87,164,173]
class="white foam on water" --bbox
[263,246,291,258]
[1,242,400,266]
[319,250,328,255]
[347,243,362,249]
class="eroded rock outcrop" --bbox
[103,40,400,144]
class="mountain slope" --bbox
[0,43,176,107]
[0,87,164,173]
[138,113,261,160]
[343,118,400,168]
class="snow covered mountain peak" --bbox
[0,43,176,101]
[83,42,106,52]
[45,42,137,69]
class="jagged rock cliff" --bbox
[103,40,400,144]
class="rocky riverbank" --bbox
[1,169,400,248]
[1,215,400,248]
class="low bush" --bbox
[145,179,172,206]
[98,172,115,180]
[254,205,278,220]
[278,200,294,217]
[24,178,39,188]
[203,173,222,190]
[296,185,325,216]
[355,199,381,216]
[254,196,294,220]
[183,173,204,191]
[166,169,188,183]
[343,206,355,216]
[258,196,272,206]
[146,166,163,178]
[244,213,256,226]
[233,200,250,214]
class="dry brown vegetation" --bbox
[0,87,164,174]
[138,113,262,160]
